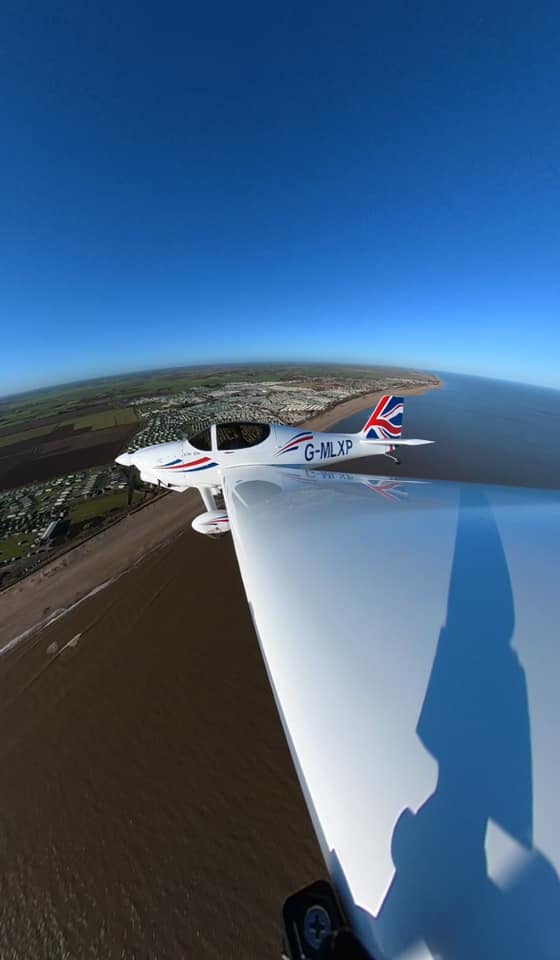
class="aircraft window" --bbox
[216,422,271,450]
[189,428,211,451]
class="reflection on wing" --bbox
[222,466,560,960]
[363,479,408,503]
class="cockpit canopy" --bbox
[188,427,212,451]
[216,422,271,450]
[188,422,271,452]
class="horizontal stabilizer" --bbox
[364,438,434,446]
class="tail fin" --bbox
[359,395,404,440]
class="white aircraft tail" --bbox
[358,395,404,440]
[358,395,433,446]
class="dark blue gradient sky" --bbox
[2,2,559,394]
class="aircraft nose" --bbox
[115,452,132,466]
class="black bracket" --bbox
[282,880,375,959]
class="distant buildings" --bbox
[1,373,430,580]
[125,378,382,451]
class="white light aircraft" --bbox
[115,393,560,959]
[116,394,432,534]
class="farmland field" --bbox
[0,417,141,492]
[0,362,400,430]
[64,408,138,431]
[0,424,55,448]
[0,387,142,493]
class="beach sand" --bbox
[0,379,439,957]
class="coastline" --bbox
[0,489,199,653]
[0,376,442,653]
[305,376,442,432]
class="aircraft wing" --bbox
[222,465,560,960]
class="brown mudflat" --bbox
[0,527,324,958]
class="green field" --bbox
[69,490,142,524]
[0,533,35,561]
[0,406,139,447]
[63,407,139,431]
[0,424,55,448]
[0,363,432,434]
[1,364,392,425]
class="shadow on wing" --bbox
[331,488,560,959]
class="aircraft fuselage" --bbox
[116,422,396,493]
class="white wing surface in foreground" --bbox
[222,466,560,960]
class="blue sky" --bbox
[2,2,559,395]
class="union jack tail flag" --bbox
[360,395,404,440]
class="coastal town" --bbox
[0,465,130,571]
[0,369,438,585]
[124,373,429,449]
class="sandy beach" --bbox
[305,377,441,432]
[0,378,440,958]
[0,490,199,655]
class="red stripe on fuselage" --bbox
[281,433,313,452]
[165,457,210,470]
